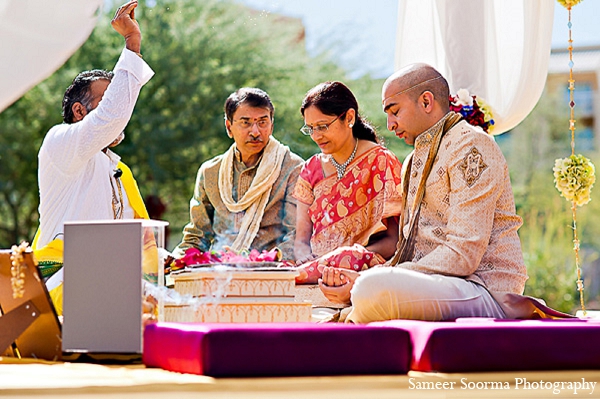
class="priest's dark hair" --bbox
[62,70,114,124]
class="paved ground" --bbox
[1,358,599,398]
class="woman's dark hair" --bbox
[62,69,114,124]
[300,81,379,143]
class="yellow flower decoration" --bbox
[557,0,583,9]
[553,154,596,207]
[475,97,495,134]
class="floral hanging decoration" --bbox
[555,0,590,314]
[553,154,596,207]
[449,89,495,133]
[557,0,583,9]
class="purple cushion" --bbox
[143,322,411,377]
[373,319,600,372]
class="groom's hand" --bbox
[317,266,360,304]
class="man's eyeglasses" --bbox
[233,118,272,130]
[300,112,345,136]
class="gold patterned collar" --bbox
[414,112,454,148]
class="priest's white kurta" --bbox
[37,48,154,249]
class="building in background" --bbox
[547,45,600,151]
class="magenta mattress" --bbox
[372,318,600,372]
[143,322,412,377]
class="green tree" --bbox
[0,74,67,246]
[0,0,350,248]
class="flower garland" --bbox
[554,0,591,314]
[449,89,495,133]
[10,241,30,299]
[169,247,284,273]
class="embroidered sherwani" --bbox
[399,119,528,294]
[172,147,303,260]
[347,116,529,323]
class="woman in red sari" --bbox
[294,81,403,284]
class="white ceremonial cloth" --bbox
[0,0,103,112]
[395,0,555,134]
[37,48,154,249]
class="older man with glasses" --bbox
[169,88,304,262]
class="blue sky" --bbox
[238,0,399,78]
[552,1,600,48]
[238,0,600,78]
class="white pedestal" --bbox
[63,220,143,354]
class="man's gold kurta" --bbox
[172,147,303,260]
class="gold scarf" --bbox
[218,136,289,252]
[389,112,463,266]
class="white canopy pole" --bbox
[395,0,555,134]
[0,0,103,112]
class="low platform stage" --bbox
[1,358,599,398]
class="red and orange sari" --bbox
[293,146,403,282]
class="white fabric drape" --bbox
[395,0,555,134]
[0,0,103,113]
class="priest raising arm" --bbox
[33,0,155,315]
